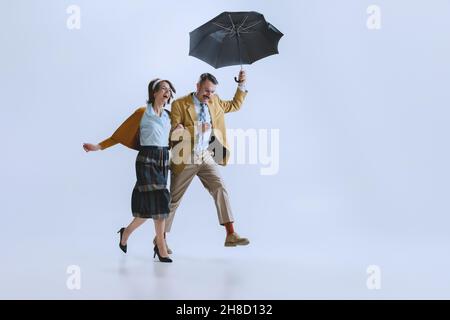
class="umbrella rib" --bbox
[236,16,249,32]
[227,13,239,37]
[228,14,236,28]
[213,21,235,37]
[212,22,233,32]
[239,20,263,32]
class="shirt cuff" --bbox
[238,84,247,92]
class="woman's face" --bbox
[154,81,172,105]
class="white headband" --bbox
[152,79,164,91]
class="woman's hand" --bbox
[83,143,101,152]
[172,123,185,134]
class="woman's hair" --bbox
[147,78,176,105]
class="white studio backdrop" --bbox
[1,0,450,298]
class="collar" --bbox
[147,103,167,118]
[192,93,206,107]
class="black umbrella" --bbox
[189,11,283,82]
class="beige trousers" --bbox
[164,151,234,232]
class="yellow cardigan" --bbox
[99,107,146,151]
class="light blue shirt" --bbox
[192,94,212,153]
[139,103,171,147]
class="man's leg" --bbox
[197,162,234,225]
[197,156,249,246]
[164,164,199,233]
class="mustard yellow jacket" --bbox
[169,88,247,174]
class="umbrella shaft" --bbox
[236,34,242,67]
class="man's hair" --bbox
[198,73,218,85]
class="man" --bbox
[154,71,250,252]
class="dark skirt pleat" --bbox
[131,146,170,219]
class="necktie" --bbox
[199,103,207,123]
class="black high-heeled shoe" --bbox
[153,245,172,263]
[117,227,127,253]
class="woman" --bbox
[83,78,180,263]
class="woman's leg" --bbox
[121,217,147,245]
[153,218,169,257]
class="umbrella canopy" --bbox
[189,11,283,69]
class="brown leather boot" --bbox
[224,232,250,247]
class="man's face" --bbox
[196,80,216,104]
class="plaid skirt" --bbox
[131,146,170,219]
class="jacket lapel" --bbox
[186,104,197,123]
[207,102,217,127]
[185,93,197,123]
[183,93,217,125]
